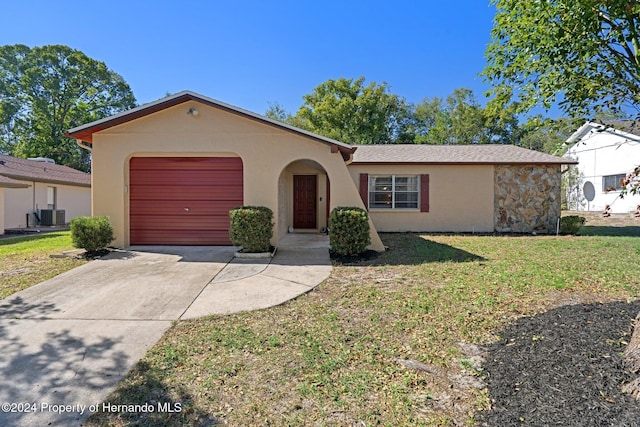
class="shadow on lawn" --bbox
[86,360,219,427]
[579,225,640,237]
[0,231,68,245]
[370,233,486,266]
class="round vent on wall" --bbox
[583,181,596,202]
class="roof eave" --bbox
[351,160,578,166]
[0,182,30,189]
[565,122,600,144]
[0,173,90,187]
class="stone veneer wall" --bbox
[494,164,561,233]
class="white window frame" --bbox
[369,175,419,210]
[47,186,57,210]
[602,174,626,193]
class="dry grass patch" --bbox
[87,231,640,426]
[0,232,86,299]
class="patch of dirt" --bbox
[83,248,111,259]
[0,266,35,277]
[477,300,640,426]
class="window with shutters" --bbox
[368,175,419,209]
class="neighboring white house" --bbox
[565,121,640,213]
[0,155,91,234]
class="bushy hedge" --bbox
[229,206,274,252]
[329,207,371,256]
[70,216,115,253]
[559,215,586,235]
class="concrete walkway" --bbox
[0,234,331,426]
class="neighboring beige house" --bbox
[0,155,91,234]
[65,91,575,251]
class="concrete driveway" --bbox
[0,236,331,426]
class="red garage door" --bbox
[129,157,243,245]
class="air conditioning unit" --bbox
[40,209,66,226]
[55,210,65,225]
[40,209,54,226]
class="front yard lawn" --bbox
[0,231,86,299]
[86,231,640,426]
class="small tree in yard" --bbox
[329,207,371,256]
[70,216,115,254]
[229,206,274,253]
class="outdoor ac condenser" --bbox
[40,209,54,226]
[40,209,66,226]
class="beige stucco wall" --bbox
[3,181,90,229]
[3,183,33,228]
[347,164,495,232]
[89,101,384,250]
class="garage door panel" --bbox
[130,157,243,171]
[130,200,240,216]
[129,157,243,245]
[130,170,243,186]
[130,230,232,245]
[130,215,230,230]
[130,185,243,200]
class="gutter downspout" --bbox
[76,139,92,151]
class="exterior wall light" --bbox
[187,108,199,117]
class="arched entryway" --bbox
[277,159,329,240]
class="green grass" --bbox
[87,233,640,426]
[0,231,86,299]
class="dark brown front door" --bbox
[293,175,317,229]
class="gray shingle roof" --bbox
[0,174,30,188]
[0,155,90,187]
[351,144,577,165]
[608,120,640,137]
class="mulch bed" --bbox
[478,300,640,426]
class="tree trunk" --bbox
[623,312,640,399]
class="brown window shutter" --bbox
[420,174,429,212]
[359,173,369,209]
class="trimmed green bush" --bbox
[70,216,115,253]
[229,206,274,253]
[559,215,586,235]
[329,207,371,256]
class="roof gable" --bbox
[65,90,355,156]
[351,144,577,165]
[566,121,640,144]
[0,155,90,187]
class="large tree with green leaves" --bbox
[412,88,520,145]
[483,0,640,118]
[0,44,136,171]
[293,77,410,145]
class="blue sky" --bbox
[1,1,498,116]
